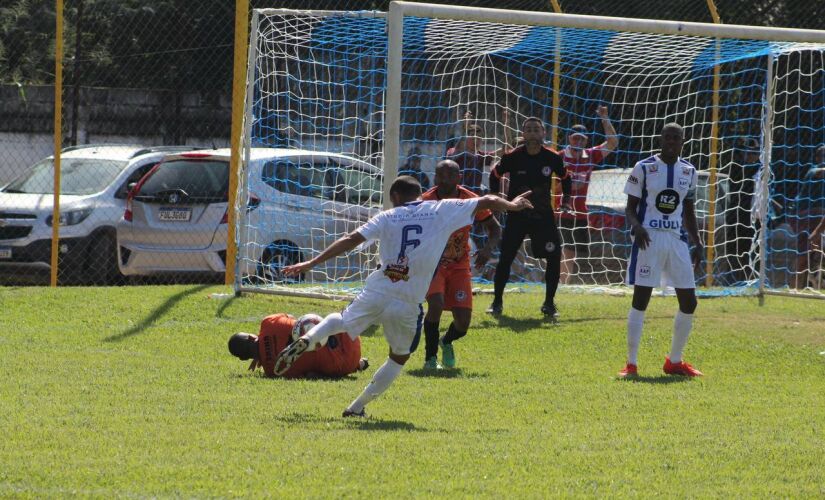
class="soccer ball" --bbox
[292,313,326,348]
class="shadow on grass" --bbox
[617,375,693,384]
[104,284,212,342]
[478,316,559,331]
[215,293,240,318]
[406,368,489,379]
[273,411,423,432]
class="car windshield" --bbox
[139,159,228,200]
[3,158,127,195]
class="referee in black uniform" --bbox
[487,117,572,318]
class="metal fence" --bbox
[0,0,823,288]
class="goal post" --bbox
[384,1,825,299]
[235,3,825,300]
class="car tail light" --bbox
[247,194,261,212]
[124,197,133,222]
[123,164,160,222]
[181,153,213,158]
[220,194,261,224]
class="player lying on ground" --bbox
[228,313,368,379]
[273,175,533,417]
[619,122,704,379]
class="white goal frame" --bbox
[385,1,825,302]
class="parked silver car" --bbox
[0,145,193,284]
[116,148,381,283]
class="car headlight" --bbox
[46,207,94,226]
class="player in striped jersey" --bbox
[619,123,704,378]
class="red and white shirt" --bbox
[554,145,609,219]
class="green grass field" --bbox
[1,285,824,497]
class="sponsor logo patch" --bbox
[628,175,639,185]
[640,265,651,277]
[679,177,689,188]
[542,166,552,176]
[545,241,556,253]
[655,188,681,215]
[455,290,467,301]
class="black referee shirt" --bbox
[490,145,571,213]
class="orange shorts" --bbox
[426,265,473,311]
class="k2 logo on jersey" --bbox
[655,189,680,214]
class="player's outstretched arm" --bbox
[283,231,367,277]
[476,191,533,214]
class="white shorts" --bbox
[627,229,696,289]
[341,288,423,356]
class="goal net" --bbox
[237,4,825,299]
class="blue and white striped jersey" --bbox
[623,154,697,234]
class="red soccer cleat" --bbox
[617,363,638,378]
[663,357,703,377]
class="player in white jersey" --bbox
[618,123,705,378]
[273,176,533,417]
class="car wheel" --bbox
[86,231,123,285]
[257,242,303,284]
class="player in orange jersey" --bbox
[420,159,501,369]
[228,313,368,379]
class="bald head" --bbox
[434,159,461,194]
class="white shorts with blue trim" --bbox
[342,288,423,355]
[626,229,696,289]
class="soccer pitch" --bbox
[1,285,823,496]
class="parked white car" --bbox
[116,148,381,283]
[0,145,194,284]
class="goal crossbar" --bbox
[390,1,825,44]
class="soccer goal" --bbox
[236,3,825,300]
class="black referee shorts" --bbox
[502,211,561,259]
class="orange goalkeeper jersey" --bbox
[256,313,362,379]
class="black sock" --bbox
[442,322,467,345]
[424,321,440,359]
[545,255,561,305]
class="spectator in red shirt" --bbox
[555,106,619,284]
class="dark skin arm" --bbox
[682,198,703,267]
[473,215,502,269]
[625,195,651,250]
[283,231,367,277]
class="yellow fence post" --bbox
[705,0,722,287]
[549,0,562,210]
[50,0,64,287]
[226,0,250,287]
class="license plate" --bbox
[158,207,192,222]
[0,247,11,259]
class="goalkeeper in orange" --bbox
[228,313,369,378]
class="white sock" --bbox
[669,311,694,363]
[303,313,345,349]
[627,307,645,365]
[346,358,404,413]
